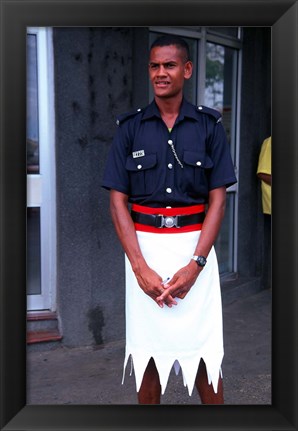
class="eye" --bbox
[165,63,176,69]
[149,63,158,70]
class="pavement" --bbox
[26,288,271,405]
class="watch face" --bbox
[198,256,207,266]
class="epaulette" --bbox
[196,105,222,123]
[116,108,143,126]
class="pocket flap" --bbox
[125,154,157,171]
[183,151,213,169]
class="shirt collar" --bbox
[141,97,199,123]
[141,100,161,121]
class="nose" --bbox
[156,65,167,76]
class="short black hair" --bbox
[150,35,191,63]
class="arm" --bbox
[257,173,271,186]
[157,186,226,302]
[110,189,177,307]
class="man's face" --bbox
[149,45,193,100]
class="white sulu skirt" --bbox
[122,229,224,396]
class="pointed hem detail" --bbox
[122,351,223,397]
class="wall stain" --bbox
[72,101,81,114]
[73,52,82,62]
[90,111,99,125]
[88,52,93,63]
[108,93,116,111]
[89,75,94,87]
[88,306,105,345]
[78,135,88,149]
[93,134,111,144]
[90,91,96,104]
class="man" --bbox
[257,136,271,216]
[102,35,237,404]
[257,136,271,290]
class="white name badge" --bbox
[132,150,145,158]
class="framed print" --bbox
[0,0,297,430]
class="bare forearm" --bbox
[157,187,227,302]
[257,173,271,186]
[109,189,176,307]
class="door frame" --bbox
[27,27,57,311]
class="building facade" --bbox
[26,26,271,347]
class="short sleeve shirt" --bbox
[257,136,271,214]
[102,98,237,208]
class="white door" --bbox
[27,27,57,311]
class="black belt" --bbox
[131,210,205,229]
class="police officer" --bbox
[102,35,237,404]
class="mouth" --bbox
[155,81,170,87]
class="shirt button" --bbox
[168,139,173,145]
[196,161,202,166]
[166,188,172,194]
[137,164,142,169]
[168,163,173,169]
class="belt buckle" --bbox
[160,215,179,228]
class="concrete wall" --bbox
[53,27,271,347]
[237,27,271,288]
[54,27,148,346]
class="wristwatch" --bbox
[192,255,207,267]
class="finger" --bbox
[160,282,181,299]
[161,285,187,300]
[154,286,165,298]
[156,291,177,305]
[165,298,177,307]
[156,295,176,308]
[156,290,176,303]
[156,299,164,308]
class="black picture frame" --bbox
[1,0,297,430]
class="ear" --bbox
[184,61,193,80]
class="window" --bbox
[27,31,41,297]
[27,33,40,174]
[205,41,239,273]
[27,27,56,311]
[150,27,241,274]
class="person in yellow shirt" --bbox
[257,136,271,215]
[257,136,271,290]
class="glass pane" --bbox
[27,33,40,174]
[27,207,41,295]
[206,42,237,273]
[207,27,239,38]
[181,36,197,104]
[215,193,235,274]
[149,32,198,104]
[205,42,237,159]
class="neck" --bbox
[154,94,183,115]
[154,95,183,129]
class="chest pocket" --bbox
[125,154,157,196]
[180,150,214,196]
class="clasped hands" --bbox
[134,261,201,308]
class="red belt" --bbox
[131,204,205,234]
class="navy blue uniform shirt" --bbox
[102,98,237,208]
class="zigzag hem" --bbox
[122,351,223,396]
